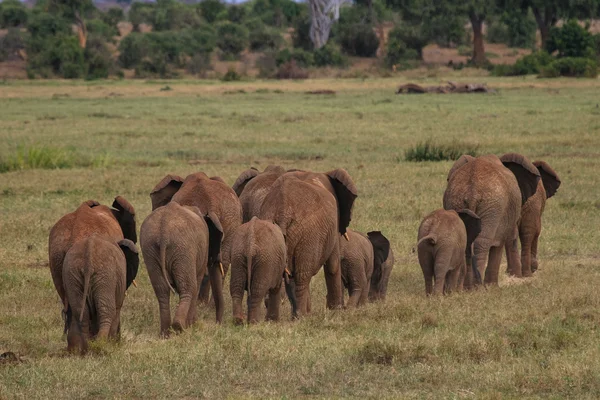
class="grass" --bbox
[1,77,600,398]
[404,140,478,162]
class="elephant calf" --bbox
[417,209,481,295]
[230,217,294,324]
[140,202,223,337]
[63,235,139,355]
[340,230,392,307]
[367,231,394,302]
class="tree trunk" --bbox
[532,6,557,50]
[74,11,87,49]
[469,13,486,67]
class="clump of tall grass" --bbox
[404,141,478,162]
[0,145,110,173]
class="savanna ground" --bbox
[0,76,599,398]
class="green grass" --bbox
[1,77,600,398]
[404,140,478,162]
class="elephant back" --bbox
[240,170,286,222]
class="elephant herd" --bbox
[47,154,560,354]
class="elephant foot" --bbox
[171,321,184,333]
[233,315,245,326]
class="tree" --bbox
[308,0,351,48]
[48,0,95,48]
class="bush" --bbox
[85,35,116,79]
[276,59,308,79]
[128,2,155,31]
[216,21,249,58]
[249,24,284,51]
[276,48,313,67]
[491,51,552,76]
[198,0,226,24]
[187,53,212,77]
[313,44,347,67]
[427,14,469,48]
[546,19,595,59]
[540,57,598,78]
[292,16,312,51]
[117,33,150,68]
[338,23,379,57]
[221,67,241,81]
[385,24,428,68]
[152,1,202,31]
[0,0,28,28]
[404,141,478,162]
[86,19,118,42]
[0,28,26,62]
[227,4,246,24]
[256,51,278,77]
[101,7,124,29]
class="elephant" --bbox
[229,217,295,324]
[62,234,139,354]
[505,160,561,276]
[232,165,287,223]
[49,197,137,329]
[140,202,223,336]
[417,209,481,295]
[444,153,540,289]
[259,169,357,317]
[339,229,374,308]
[150,172,242,323]
[366,231,394,302]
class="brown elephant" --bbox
[367,231,394,302]
[63,234,139,354]
[49,197,137,326]
[417,209,481,295]
[140,202,223,336]
[232,165,287,223]
[259,169,357,317]
[229,217,295,324]
[444,154,540,289]
[150,172,242,323]
[505,160,561,277]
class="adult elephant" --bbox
[444,154,540,289]
[259,169,357,317]
[506,160,561,277]
[232,165,287,223]
[150,172,242,323]
[49,197,137,323]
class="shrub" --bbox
[187,53,212,77]
[221,67,241,81]
[404,141,478,162]
[0,0,28,28]
[249,24,284,51]
[0,28,26,62]
[128,2,155,31]
[313,44,347,67]
[546,19,595,59]
[292,16,312,51]
[179,26,216,55]
[85,35,116,79]
[117,33,150,68]
[385,24,428,68]
[276,59,308,79]
[101,7,124,30]
[216,22,249,58]
[227,4,246,23]
[338,23,379,57]
[256,51,278,77]
[198,0,226,24]
[86,19,118,42]
[27,34,86,79]
[491,51,553,76]
[539,57,598,78]
[276,48,313,67]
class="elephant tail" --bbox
[417,234,437,248]
[246,217,257,301]
[160,242,176,294]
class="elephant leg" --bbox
[506,227,522,278]
[96,295,116,341]
[230,260,246,325]
[445,266,461,294]
[198,272,211,305]
[324,245,343,310]
[433,267,446,296]
[294,281,310,318]
[468,237,492,290]
[172,292,193,332]
[248,286,268,324]
[484,245,503,286]
[186,290,198,328]
[208,261,224,323]
[156,288,171,338]
[519,231,534,278]
[265,285,282,322]
[67,317,80,353]
[419,250,434,295]
[109,308,121,340]
[531,233,540,273]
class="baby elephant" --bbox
[140,202,223,337]
[340,230,392,307]
[230,217,294,324]
[63,234,139,355]
[417,209,481,295]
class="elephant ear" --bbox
[118,239,139,290]
[533,161,561,199]
[367,231,390,283]
[457,209,481,254]
[204,211,224,265]
[447,155,475,181]
[500,153,541,204]
[112,196,137,244]
[150,174,184,211]
[210,176,226,184]
[325,168,358,236]
[232,168,259,197]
